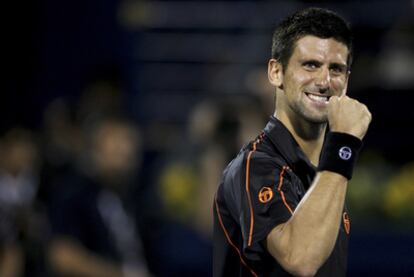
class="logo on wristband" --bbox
[339,146,352,160]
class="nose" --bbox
[315,67,331,91]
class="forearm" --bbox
[0,244,24,277]
[267,171,347,275]
[49,238,123,277]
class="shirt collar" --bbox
[264,116,316,186]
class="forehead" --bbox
[291,35,349,65]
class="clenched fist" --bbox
[327,96,372,140]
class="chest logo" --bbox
[258,187,273,203]
[343,212,350,235]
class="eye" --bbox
[330,64,346,75]
[302,61,319,70]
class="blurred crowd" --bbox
[0,70,270,276]
[1,0,413,275]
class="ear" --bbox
[268,59,284,89]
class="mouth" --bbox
[305,92,330,104]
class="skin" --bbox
[0,244,24,277]
[266,35,371,277]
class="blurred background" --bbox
[2,0,414,276]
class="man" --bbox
[48,118,151,277]
[213,7,372,277]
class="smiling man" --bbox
[213,8,372,277]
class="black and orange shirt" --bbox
[213,116,350,277]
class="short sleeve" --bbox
[238,154,300,261]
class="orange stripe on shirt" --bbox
[214,196,259,277]
[245,142,257,246]
[277,166,294,215]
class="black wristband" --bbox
[317,132,363,180]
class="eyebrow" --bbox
[329,62,348,71]
[300,59,347,69]
[300,59,322,65]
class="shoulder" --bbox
[223,138,289,176]
[219,144,289,199]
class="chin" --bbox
[303,113,328,124]
[293,104,327,124]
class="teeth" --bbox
[307,94,328,103]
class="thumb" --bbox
[329,95,339,105]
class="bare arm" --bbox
[49,237,149,277]
[267,96,371,277]
[49,237,124,277]
[0,244,24,277]
[266,171,347,277]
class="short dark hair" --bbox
[271,7,353,71]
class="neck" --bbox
[274,110,326,166]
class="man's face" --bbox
[280,35,349,123]
[93,123,139,180]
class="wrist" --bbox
[317,132,363,180]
